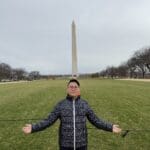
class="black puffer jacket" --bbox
[32,95,113,148]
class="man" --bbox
[22,79,122,150]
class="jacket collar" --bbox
[66,94,80,101]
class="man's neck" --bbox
[67,94,80,100]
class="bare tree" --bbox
[99,70,107,78]
[117,63,128,78]
[98,47,150,79]
[29,71,40,80]
[12,68,27,80]
[142,48,150,71]
[0,63,12,81]
[133,50,147,78]
[127,57,138,78]
[106,66,118,79]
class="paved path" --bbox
[0,81,30,85]
[117,79,150,82]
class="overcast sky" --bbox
[0,0,150,74]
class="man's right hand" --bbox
[22,124,32,134]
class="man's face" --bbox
[67,82,80,97]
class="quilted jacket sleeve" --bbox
[31,103,61,133]
[86,102,113,132]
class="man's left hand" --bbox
[113,124,122,133]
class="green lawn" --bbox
[0,79,150,150]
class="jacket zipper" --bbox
[73,99,76,150]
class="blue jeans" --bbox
[60,146,87,150]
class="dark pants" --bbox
[60,146,87,150]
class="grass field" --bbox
[0,79,150,150]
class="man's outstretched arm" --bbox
[22,103,60,134]
[86,103,121,133]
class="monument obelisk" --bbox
[72,21,78,78]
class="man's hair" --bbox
[67,79,80,87]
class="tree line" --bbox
[93,47,150,79]
[0,63,40,82]
[1,47,150,81]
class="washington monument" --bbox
[72,21,78,78]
